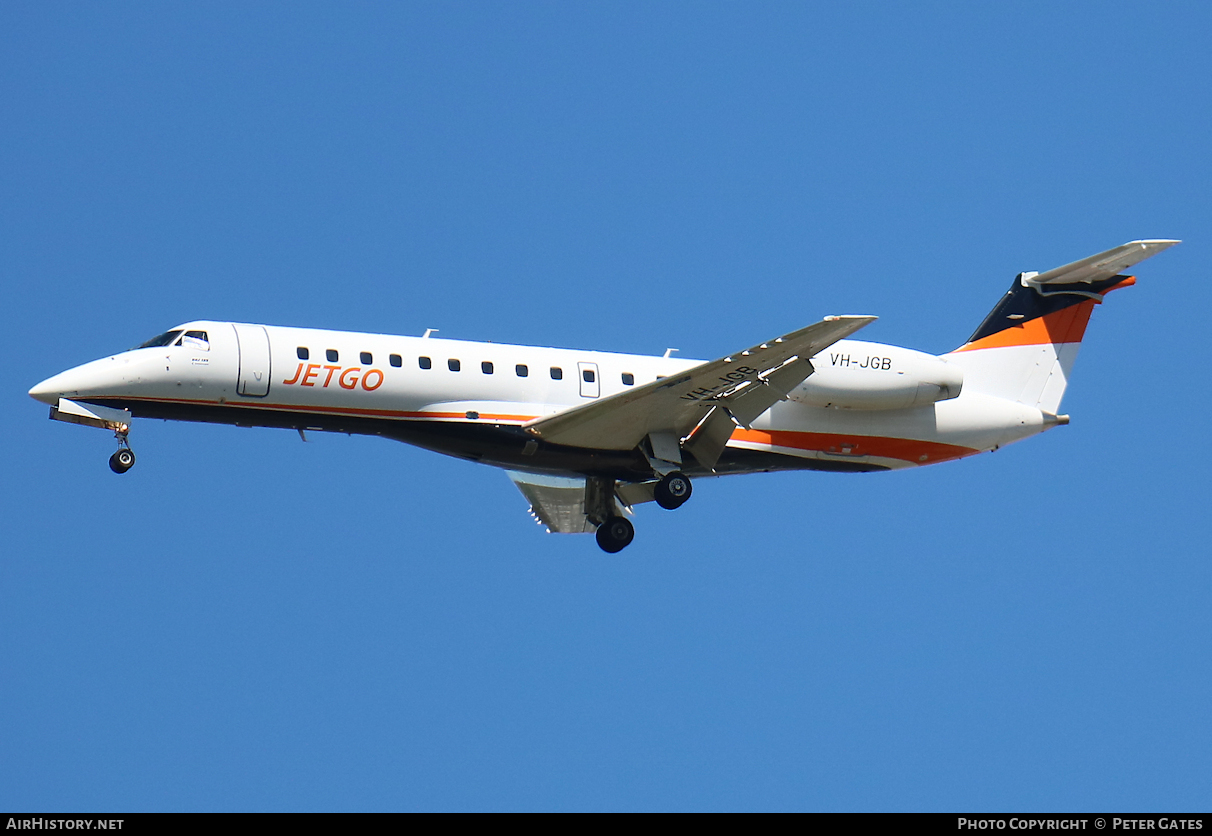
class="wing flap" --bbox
[524,315,876,451]
[682,406,738,469]
[507,471,594,534]
[725,356,815,428]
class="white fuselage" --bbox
[31,239,1170,551]
[29,320,1054,478]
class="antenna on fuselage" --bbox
[422,328,439,338]
[662,348,679,358]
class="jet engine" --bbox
[791,343,964,410]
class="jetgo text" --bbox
[282,363,384,391]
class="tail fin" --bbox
[945,240,1179,414]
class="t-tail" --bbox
[944,240,1179,415]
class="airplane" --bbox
[29,240,1178,553]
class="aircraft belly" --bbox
[85,394,886,479]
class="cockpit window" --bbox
[135,330,184,350]
[181,330,209,350]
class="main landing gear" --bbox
[108,430,136,474]
[654,471,692,510]
[591,471,694,553]
[596,516,635,553]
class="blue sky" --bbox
[2,2,1209,811]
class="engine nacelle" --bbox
[791,341,964,410]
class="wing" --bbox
[507,471,596,533]
[1028,239,1180,285]
[523,315,876,452]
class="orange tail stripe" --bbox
[953,300,1095,352]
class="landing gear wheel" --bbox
[654,471,692,510]
[595,516,635,553]
[109,448,136,474]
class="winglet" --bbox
[824,314,878,328]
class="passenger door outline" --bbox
[233,324,272,398]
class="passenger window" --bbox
[482,361,493,374]
[516,364,528,377]
[622,373,634,386]
[297,347,310,360]
[550,367,563,380]
[360,352,373,365]
[326,349,338,362]
[182,330,209,351]
[389,354,402,368]
[448,359,461,372]
[582,369,595,383]
[419,356,432,369]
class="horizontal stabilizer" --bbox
[1027,239,1179,286]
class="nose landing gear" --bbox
[46,399,137,474]
[108,431,136,474]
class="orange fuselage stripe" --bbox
[730,428,977,464]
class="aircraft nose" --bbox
[28,358,115,405]
[30,353,144,406]
[29,371,73,405]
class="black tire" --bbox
[654,471,692,510]
[109,448,135,474]
[595,515,635,553]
